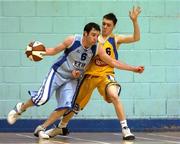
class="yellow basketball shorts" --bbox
[73,74,121,111]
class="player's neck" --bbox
[101,34,108,39]
[101,33,112,40]
[99,34,111,43]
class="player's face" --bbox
[102,18,115,36]
[86,28,100,45]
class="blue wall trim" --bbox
[0,119,180,132]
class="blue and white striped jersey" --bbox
[51,35,97,79]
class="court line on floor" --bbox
[16,134,70,144]
[16,133,111,144]
[62,135,111,144]
[113,133,180,144]
[147,133,180,139]
[16,133,34,139]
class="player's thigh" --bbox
[56,79,78,108]
[76,76,99,109]
[31,69,59,106]
[98,75,121,102]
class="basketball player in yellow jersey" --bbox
[46,6,143,140]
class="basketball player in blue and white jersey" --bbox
[7,22,139,139]
[46,7,143,140]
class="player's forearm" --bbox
[44,47,62,56]
[43,48,55,56]
[112,60,136,72]
[100,54,137,72]
[132,20,140,41]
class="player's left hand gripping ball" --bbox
[25,41,46,62]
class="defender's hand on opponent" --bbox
[129,6,141,22]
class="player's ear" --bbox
[83,31,88,36]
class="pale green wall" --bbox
[0,0,180,119]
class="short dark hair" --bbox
[103,13,117,25]
[84,22,100,34]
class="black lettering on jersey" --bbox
[106,47,111,55]
[74,61,86,69]
[81,53,87,61]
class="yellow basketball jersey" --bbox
[85,34,119,76]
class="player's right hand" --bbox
[129,6,141,21]
[134,66,144,73]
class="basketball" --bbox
[25,41,46,62]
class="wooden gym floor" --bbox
[0,131,179,144]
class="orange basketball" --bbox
[25,41,46,62]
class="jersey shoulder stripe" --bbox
[108,37,118,60]
[64,40,81,55]
[91,44,98,58]
[52,35,81,70]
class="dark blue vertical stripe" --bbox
[64,41,81,55]
[91,44,97,58]
[52,41,81,70]
[36,70,56,105]
[108,37,118,60]
[52,55,67,71]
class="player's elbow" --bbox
[104,59,115,68]
[109,61,118,68]
[134,36,140,42]
[137,37,140,41]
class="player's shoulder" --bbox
[114,34,126,45]
[65,35,75,43]
[63,35,76,48]
[114,33,125,38]
[66,34,84,49]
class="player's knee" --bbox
[105,96,113,103]
[106,84,121,103]
[108,94,119,103]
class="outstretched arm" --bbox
[98,45,144,73]
[116,6,141,44]
[111,60,144,73]
[45,36,74,56]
